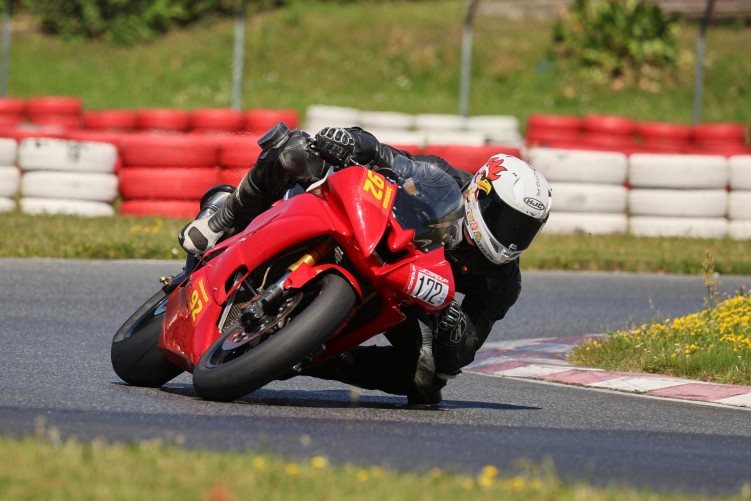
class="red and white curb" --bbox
[466,335,751,410]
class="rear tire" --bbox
[193,274,355,402]
[111,289,184,387]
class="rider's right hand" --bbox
[178,217,224,255]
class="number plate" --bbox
[406,267,449,307]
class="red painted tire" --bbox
[118,167,219,200]
[27,114,82,129]
[582,115,637,135]
[218,168,246,186]
[65,129,127,148]
[0,115,23,127]
[691,123,746,144]
[526,114,582,131]
[423,144,521,174]
[83,109,138,131]
[120,133,219,167]
[0,97,25,115]
[526,127,581,147]
[26,96,83,116]
[190,108,245,133]
[245,108,299,133]
[637,121,691,141]
[120,199,198,219]
[217,134,262,169]
[0,127,66,141]
[390,144,423,156]
[581,132,638,148]
[136,108,190,132]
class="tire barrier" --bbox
[423,144,521,174]
[1,98,750,239]
[16,137,118,217]
[190,108,245,134]
[25,96,83,130]
[83,109,138,132]
[527,147,629,235]
[216,134,262,187]
[0,97,26,128]
[728,155,751,240]
[118,133,220,218]
[0,165,19,211]
[245,108,300,134]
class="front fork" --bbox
[241,239,337,327]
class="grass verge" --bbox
[6,212,751,274]
[2,430,750,501]
[570,253,751,385]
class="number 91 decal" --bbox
[405,266,449,307]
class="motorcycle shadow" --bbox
[159,384,540,412]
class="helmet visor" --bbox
[478,194,546,252]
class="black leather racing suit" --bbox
[218,126,522,399]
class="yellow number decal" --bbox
[190,289,203,323]
[363,170,385,201]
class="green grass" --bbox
[5,212,751,274]
[7,2,751,123]
[569,292,751,385]
[2,431,749,501]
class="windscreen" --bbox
[389,156,464,252]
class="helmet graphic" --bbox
[464,154,552,264]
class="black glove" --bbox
[433,300,476,377]
[314,127,357,166]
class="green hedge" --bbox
[17,0,268,45]
[15,0,422,45]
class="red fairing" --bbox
[325,167,394,257]
[158,164,456,373]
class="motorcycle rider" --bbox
[180,122,552,406]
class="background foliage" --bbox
[553,0,680,86]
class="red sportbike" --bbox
[111,156,464,402]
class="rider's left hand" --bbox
[313,127,357,166]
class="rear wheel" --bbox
[111,289,184,387]
[193,273,355,402]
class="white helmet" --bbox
[464,154,552,264]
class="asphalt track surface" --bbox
[1,258,750,495]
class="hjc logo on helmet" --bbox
[524,197,545,211]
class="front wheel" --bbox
[111,289,184,387]
[193,273,356,402]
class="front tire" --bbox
[111,289,184,387]
[193,274,355,402]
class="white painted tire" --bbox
[628,189,727,217]
[0,196,14,212]
[20,171,119,202]
[728,191,751,221]
[629,216,727,239]
[729,220,751,240]
[20,197,114,217]
[0,165,20,197]
[358,111,415,131]
[466,115,522,144]
[18,138,118,173]
[543,212,627,235]
[0,138,17,165]
[729,156,751,190]
[414,113,468,131]
[525,147,627,184]
[550,183,627,213]
[424,130,486,146]
[304,105,360,132]
[367,129,427,148]
[628,153,727,189]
